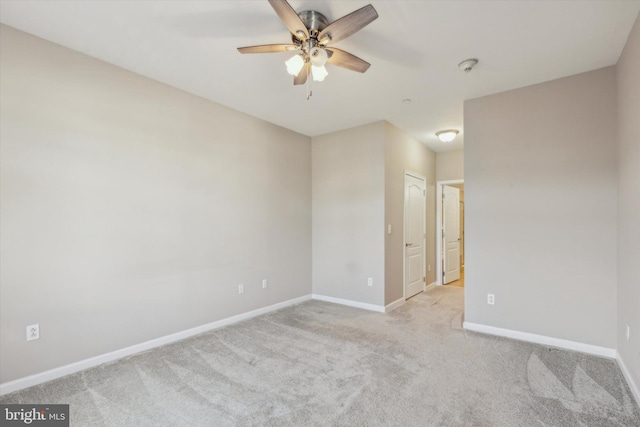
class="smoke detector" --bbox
[458,58,479,73]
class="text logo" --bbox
[1,405,69,426]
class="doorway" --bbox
[404,172,426,299]
[436,180,464,287]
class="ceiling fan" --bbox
[237,0,378,85]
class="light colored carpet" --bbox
[2,286,639,426]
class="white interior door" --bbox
[404,174,426,299]
[443,185,460,284]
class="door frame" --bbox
[403,171,427,299]
[436,179,464,286]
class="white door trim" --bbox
[436,179,464,286]
[403,171,427,299]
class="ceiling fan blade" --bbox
[294,62,310,85]
[318,4,378,45]
[268,0,309,42]
[326,48,371,73]
[237,44,298,54]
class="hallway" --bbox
[446,267,464,288]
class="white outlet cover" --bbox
[262,279,268,289]
[238,284,244,294]
[487,294,495,305]
[367,278,373,287]
[26,324,39,341]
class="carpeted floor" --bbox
[2,286,639,426]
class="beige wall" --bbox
[312,122,386,305]
[436,149,464,182]
[464,67,618,348]
[384,123,436,304]
[312,121,436,307]
[616,12,640,391]
[0,25,312,384]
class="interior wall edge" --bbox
[384,297,405,313]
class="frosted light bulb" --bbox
[285,55,304,76]
[309,47,328,67]
[311,65,328,82]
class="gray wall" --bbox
[0,25,312,384]
[384,123,436,304]
[436,149,464,182]
[464,67,618,348]
[616,12,640,390]
[311,122,385,305]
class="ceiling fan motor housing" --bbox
[298,10,329,35]
[291,11,330,58]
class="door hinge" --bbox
[423,277,426,282]
[423,189,426,196]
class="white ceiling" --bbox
[1,1,638,152]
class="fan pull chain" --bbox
[306,66,312,100]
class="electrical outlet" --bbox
[238,284,244,294]
[387,224,392,234]
[627,325,630,342]
[367,277,373,287]
[428,264,431,272]
[487,294,495,305]
[26,324,39,341]
[262,279,268,289]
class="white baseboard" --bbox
[4,298,631,404]
[311,294,385,313]
[616,351,640,407]
[0,294,312,396]
[384,297,405,312]
[426,282,437,291]
[463,322,617,359]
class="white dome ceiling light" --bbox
[436,129,460,143]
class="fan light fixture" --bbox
[285,55,305,76]
[311,65,328,81]
[310,47,328,66]
[286,47,329,81]
[309,46,328,81]
[436,130,459,143]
